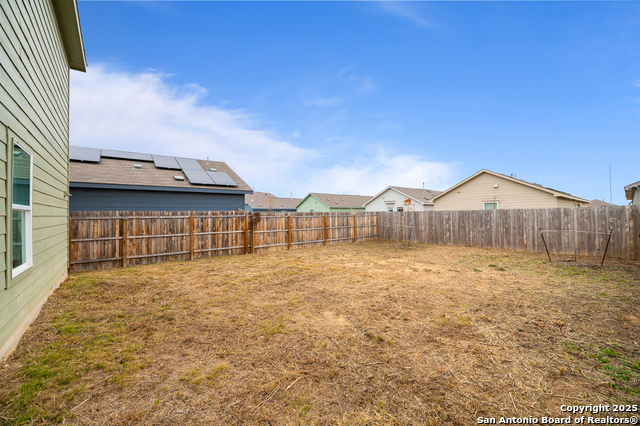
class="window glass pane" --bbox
[484,203,497,210]
[12,210,26,269]
[13,143,31,206]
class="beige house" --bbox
[432,169,589,211]
[624,181,640,205]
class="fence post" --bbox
[245,214,249,254]
[121,217,128,267]
[323,215,328,245]
[68,217,72,273]
[354,214,358,243]
[189,215,195,260]
[288,215,292,249]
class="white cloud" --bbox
[305,96,345,107]
[302,66,376,108]
[361,78,376,92]
[338,64,359,78]
[302,151,457,197]
[70,65,455,198]
[377,2,430,28]
[70,65,313,189]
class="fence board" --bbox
[69,206,638,272]
[382,206,639,261]
[69,211,379,271]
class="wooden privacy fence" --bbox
[380,205,640,261]
[69,211,379,272]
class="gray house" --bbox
[1,1,86,361]
[70,147,252,211]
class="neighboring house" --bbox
[296,193,373,213]
[364,186,442,212]
[590,199,615,208]
[624,181,640,205]
[245,192,301,212]
[69,147,252,211]
[0,1,86,360]
[432,169,589,211]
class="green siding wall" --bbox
[0,0,70,355]
[296,195,367,213]
[296,195,330,212]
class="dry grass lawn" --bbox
[1,240,640,425]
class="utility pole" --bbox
[609,164,612,206]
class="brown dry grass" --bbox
[1,240,640,425]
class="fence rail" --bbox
[68,211,379,272]
[380,205,640,261]
[68,205,639,272]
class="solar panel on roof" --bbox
[152,155,181,170]
[206,171,238,187]
[182,168,215,185]
[70,146,101,162]
[101,149,153,162]
[175,157,203,170]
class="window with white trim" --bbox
[483,202,498,210]
[12,140,32,277]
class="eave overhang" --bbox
[53,0,86,72]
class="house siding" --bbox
[0,0,71,359]
[296,195,329,212]
[434,173,559,211]
[69,187,245,212]
[365,188,434,212]
[556,197,585,208]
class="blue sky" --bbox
[71,1,640,204]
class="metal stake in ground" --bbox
[539,228,551,262]
[600,228,613,267]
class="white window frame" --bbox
[483,202,498,210]
[12,139,33,278]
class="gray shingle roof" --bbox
[589,199,615,207]
[245,192,302,210]
[309,193,373,208]
[71,153,251,192]
[389,186,442,203]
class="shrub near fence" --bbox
[68,211,379,272]
[380,205,640,261]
